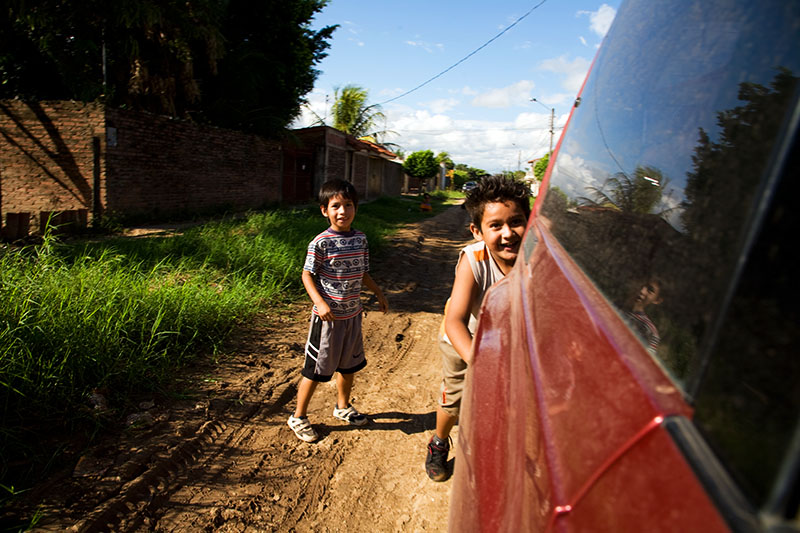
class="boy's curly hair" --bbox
[464,175,532,227]
[319,179,359,207]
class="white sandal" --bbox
[288,416,319,442]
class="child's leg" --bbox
[436,335,465,440]
[335,371,355,409]
[435,406,458,441]
[294,377,319,418]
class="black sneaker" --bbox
[425,436,450,481]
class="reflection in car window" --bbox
[540,0,800,510]
[542,0,800,387]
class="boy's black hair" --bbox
[464,175,532,227]
[319,179,359,207]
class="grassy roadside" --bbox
[0,191,460,489]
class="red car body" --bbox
[449,0,800,531]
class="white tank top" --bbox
[441,241,505,344]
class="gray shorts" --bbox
[302,313,366,382]
[439,335,468,416]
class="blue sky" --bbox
[294,1,620,174]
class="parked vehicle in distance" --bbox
[449,0,800,531]
[461,181,478,192]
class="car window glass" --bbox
[540,0,800,388]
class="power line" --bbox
[377,0,549,106]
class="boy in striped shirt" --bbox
[288,179,388,443]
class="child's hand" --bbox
[377,293,388,313]
[316,301,334,321]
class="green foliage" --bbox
[452,169,469,190]
[187,0,337,136]
[533,152,550,180]
[0,0,336,136]
[454,163,488,181]
[403,150,438,181]
[498,170,526,181]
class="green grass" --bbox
[0,193,455,487]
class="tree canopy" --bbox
[0,0,336,137]
[681,67,798,253]
[403,150,439,181]
[533,153,550,180]
[454,163,488,181]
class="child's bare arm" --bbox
[444,256,479,364]
[362,272,388,313]
[301,270,333,321]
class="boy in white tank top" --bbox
[426,176,531,481]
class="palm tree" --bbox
[582,165,670,215]
[330,84,392,141]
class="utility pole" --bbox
[531,98,555,154]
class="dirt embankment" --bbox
[7,204,474,532]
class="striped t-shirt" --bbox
[626,310,660,354]
[303,228,369,319]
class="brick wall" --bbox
[0,100,104,234]
[382,160,403,196]
[1,100,284,237]
[368,158,382,199]
[326,149,347,184]
[351,153,368,199]
[105,109,282,219]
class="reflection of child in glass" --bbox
[287,179,388,443]
[425,176,531,481]
[420,193,432,212]
[626,279,662,354]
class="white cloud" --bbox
[514,111,552,129]
[577,4,617,38]
[378,87,406,98]
[426,98,460,114]
[471,80,536,109]
[539,55,591,94]
[449,86,478,96]
[404,39,443,54]
[579,36,587,47]
[549,152,604,198]
[383,107,555,173]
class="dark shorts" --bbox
[302,313,366,382]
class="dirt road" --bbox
[14,204,474,532]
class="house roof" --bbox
[350,137,398,159]
[291,125,398,160]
